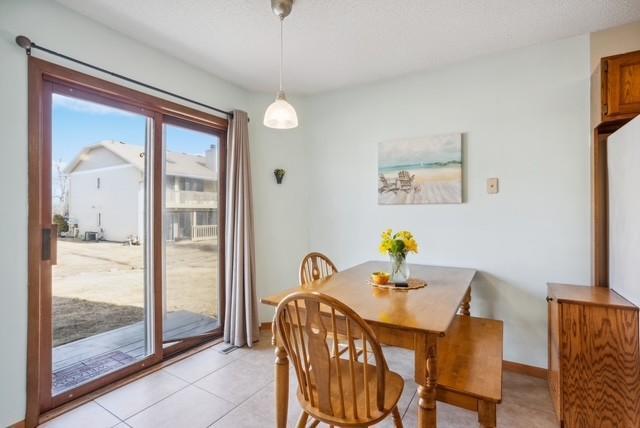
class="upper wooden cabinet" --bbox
[602,50,640,122]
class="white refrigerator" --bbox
[608,114,640,306]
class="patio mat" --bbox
[53,350,136,395]
[54,296,144,346]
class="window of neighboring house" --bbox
[177,177,186,191]
[98,212,101,226]
[196,210,215,225]
[97,177,101,189]
[181,178,204,192]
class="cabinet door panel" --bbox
[605,51,640,119]
[561,303,640,428]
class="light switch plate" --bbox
[487,178,499,194]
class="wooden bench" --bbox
[436,315,503,428]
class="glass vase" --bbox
[389,253,410,283]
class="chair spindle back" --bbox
[275,291,389,423]
[299,252,339,285]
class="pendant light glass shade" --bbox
[264,91,298,129]
[264,3,298,129]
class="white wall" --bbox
[303,35,592,368]
[247,94,310,322]
[68,166,141,242]
[0,1,307,425]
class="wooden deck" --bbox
[53,310,218,394]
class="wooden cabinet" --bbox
[602,50,640,122]
[547,283,640,427]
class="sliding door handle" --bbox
[51,224,58,265]
[42,224,58,265]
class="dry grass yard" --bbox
[53,297,144,346]
[53,239,218,345]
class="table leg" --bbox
[461,288,471,316]
[478,401,497,428]
[273,335,289,428]
[417,333,438,427]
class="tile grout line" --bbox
[117,382,193,423]
[92,400,126,426]
[183,350,271,387]
[205,378,280,427]
[191,383,237,407]
[166,353,239,384]
[401,389,417,419]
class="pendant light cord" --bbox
[279,16,284,92]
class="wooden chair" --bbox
[299,253,364,360]
[274,291,405,427]
[299,252,339,286]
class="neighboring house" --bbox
[64,140,218,242]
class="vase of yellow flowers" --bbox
[379,229,419,283]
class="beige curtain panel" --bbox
[224,110,259,347]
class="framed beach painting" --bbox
[378,133,462,204]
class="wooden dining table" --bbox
[261,261,477,428]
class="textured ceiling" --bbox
[55,0,640,94]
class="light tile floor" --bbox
[41,332,558,427]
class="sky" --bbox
[52,94,219,166]
[378,133,462,168]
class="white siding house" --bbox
[65,140,217,242]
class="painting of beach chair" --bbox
[397,170,416,193]
[378,174,398,193]
[378,133,462,204]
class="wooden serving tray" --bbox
[368,278,427,290]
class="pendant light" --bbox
[264,0,298,129]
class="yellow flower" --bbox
[397,230,413,240]
[379,229,419,255]
[406,239,419,253]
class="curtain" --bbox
[224,110,259,347]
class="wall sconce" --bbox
[274,168,286,184]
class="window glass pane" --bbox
[163,124,220,341]
[51,93,152,395]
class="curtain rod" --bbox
[15,35,235,119]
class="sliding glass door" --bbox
[162,121,223,346]
[29,58,228,415]
[48,86,158,402]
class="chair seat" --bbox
[437,315,503,403]
[298,357,404,426]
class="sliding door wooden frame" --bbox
[27,57,228,427]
